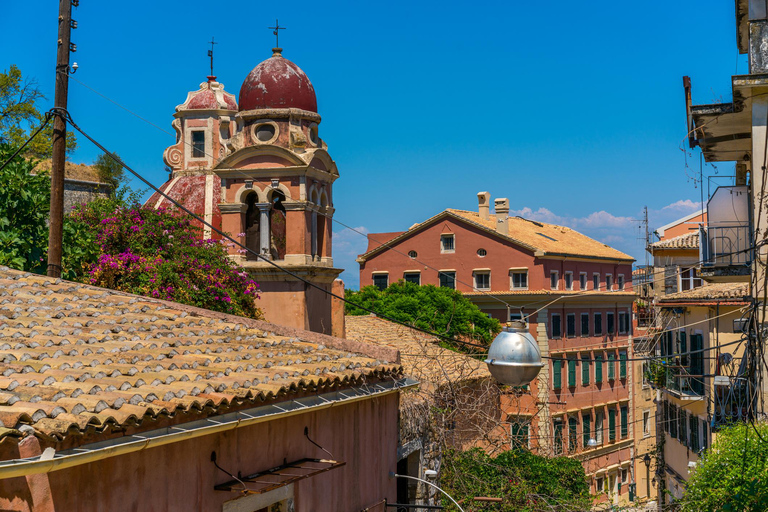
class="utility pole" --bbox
[47,0,75,278]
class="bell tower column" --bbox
[257,203,271,259]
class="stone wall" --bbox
[63,179,111,212]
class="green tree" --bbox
[92,152,126,192]
[681,422,768,512]
[440,448,592,511]
[0,64,76,158]
[345,281,501,348]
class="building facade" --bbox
[357,192,638,505]
[146,48,341,334]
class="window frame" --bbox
[440,233,455,253]
[608,408,616,442]
[567,357,577,387]
[595,354,603,383]
[579,272,588,291]
[618,311,628,334]
[596,411,604,445]
[566,313,576,338]
[473,270,491,291]
[617,274,625,291]
[372,272,389,290]
[582,412,592,448]
[564,271,574,291]
[643,410,650,437]
[580,313,590,337]
[594,312,603,336]
[606,274,613,292]
[606,311,615,335]
[438,270,456,289]
[593,273,600,291]
[551,313,562,339]
[553,359,562,390]
[191,130,206,159]
[510,269,528,290]
[581,353,590,385]
[620,405,628,438]
[403,271,421,285]
[550,270,559,290]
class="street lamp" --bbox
[485,321,544,386]
[642,453,651,500]
[389,471,466,512]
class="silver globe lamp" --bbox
[485,321,544,386]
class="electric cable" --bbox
[0,111,54,172]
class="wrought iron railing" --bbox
[703,225,752,267]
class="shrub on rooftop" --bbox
[67,199,263,319]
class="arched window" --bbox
[244,191,260,261]
[270,190,287,260]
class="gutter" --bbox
[0,378,417,480]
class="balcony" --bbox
[699,186,752,281]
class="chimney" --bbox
[495,198,509,236]
[478,191,491,220]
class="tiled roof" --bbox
[359,210,634,262]
[0,267,400,444]
[659,282,749,302]
[345,315,489,389]
[650,232,699,250]
[460,289,636,297]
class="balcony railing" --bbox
[702,225,752,267]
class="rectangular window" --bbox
[621,468,628,483]
[581,354,590,385]
[511,270,528,290]
[550,271,559,290]
[551,313,562,338]
[567,314,576,337]
[670,404,678,439]
[620,405,628,438]
[679,409,687,445]
[440,234,455,253]
[690,333,705,395]
[607,312,615,335]
[596,477,604,493]
[595,354,603,383]
[594,312,603,336]
[607,352,616,381]
[680,268,702,291]
[553,419,563,455]
[580,272,588,291]
[618,274,625,291]
[608,408,616,441]
[568,416,578,452]
[643,410,650,436]
[474,271,490,290]
[583,413,591,448]
[581,313,590,336]
[372,273,388,290]
[403,272,420,285]
[596,411,604,444]
[553,359,562,390]
[618,312,629,334]
[510,419,529,449]
[619,351,627,379]
[593,273,600,290]
[565,272,573,290]
[439,271,456,289]
[568,358,577,387]
[606,274,613,291]
[191,130,205,158]
[690,415,699,452]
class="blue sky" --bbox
[1,1,746,288]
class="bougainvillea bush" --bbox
[68,200,263,319]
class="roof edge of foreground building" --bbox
[0,266,411,483]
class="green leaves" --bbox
[345,281,502,348]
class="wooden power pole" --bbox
[47,0,74,278]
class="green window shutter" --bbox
[568,359,577,387]
[691,334,705,395]
[690,415,699,452]
[595,355,603,383]
[619,352,627,379]
[582,355,590,385]
[620,406,628,438]
[553,359,561,390]
[608,409,616,441]
[583,414,591,447]
[608,353,615,380]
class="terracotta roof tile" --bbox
[659,282,749,302]
[0,267,401,444]
[650,232,699,250]
[345,315,489,390]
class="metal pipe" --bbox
[390,473,465,512]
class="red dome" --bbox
[187,88,238,111]
[239,49,317,113]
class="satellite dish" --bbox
[485,321,544,386]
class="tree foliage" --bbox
[681,422,768,512]
[345,281,501,348]
[0,64,76,158]
[440,448,592,511]
[92,152,126,192]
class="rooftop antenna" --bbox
[268,19,286,48]
[207,36,217,80]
